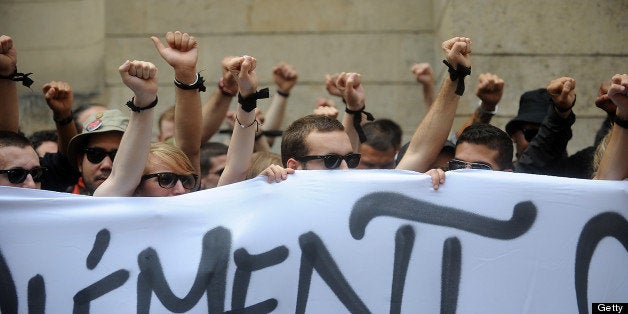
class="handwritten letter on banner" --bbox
[0,170,626,313]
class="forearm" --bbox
[54,110,77,156]
[397,77,459,172]
[174,70,202,175]
[342,111,361,153]
[455,102,495,137]
[261,92,288,147]
[422,84,435,109]
[0,79,19,132]
[94,105,154,197]
[596,111,628,180]
[217,107,256,186]
[201,88,232,143]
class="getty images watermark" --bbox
[593,303,628,313]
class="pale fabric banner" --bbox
[0,170,626,313]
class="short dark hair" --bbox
[28,129,58,150]
[456,123,514,170]
[200,142,229,176]
[362,119,402,151]
[281,115,344,167]
[0,130,32,149]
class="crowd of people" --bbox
[0,32,626,197]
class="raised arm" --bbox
[200,56,239,144]
[396,37,472,172]
[0,35,19,132]
[260,62,298,147]
[94,60,159,196]
[410,62,435,109]
[151,31,202,175]
[42,81,77,156]
[336,72,367,153]
[218,55,263,186]
[596,73,628,180]
[455,72,504,137]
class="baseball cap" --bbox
[67,109,129,166]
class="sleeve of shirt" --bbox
[40,152,81,192]
[515,105,575,175]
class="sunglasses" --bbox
[296,153,361,169]
[83,147,117,164]
[447,158,492,171]
[140,172,199,190]
[0,167,47,184]
[521,128,539,142]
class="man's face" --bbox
[200,154,227,189]
[453,142,502,171]
[0,146,42,189]
[510,123,539,158]
[77,132,122,194]
[289,130,354,170]
[357,144,396,169]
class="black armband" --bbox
[174,73,206,92]
[238,88,270,112]
[125,96,158,113]
[345,106,375,143]
[0,68,34,88]
[442,60,471,96]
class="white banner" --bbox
[0,170,626,313]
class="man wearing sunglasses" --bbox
[452,123,514,172]
[67,109,127,195]
[0,131,46,189]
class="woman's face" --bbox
[135,162,196,197]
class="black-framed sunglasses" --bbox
[140,172,199,190]
[0,167,47,184]
[447,158,492,171]
[521,128,539,142]
[83,147,117,164]
[296,153,361,169]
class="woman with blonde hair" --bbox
[135,142,198,196]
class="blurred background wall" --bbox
[2,0,627,154]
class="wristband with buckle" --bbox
[174,73,206,92]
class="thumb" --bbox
[240,57,252,75]
[563,80,572,92]
[118,60,131,75]
[150,36,166,53]
[45,87,56,99]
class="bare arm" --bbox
[42,81,77,156]
[200,56,238,144]
[455,72,504,137]
[336,72,366,153]
[218,56,260,186]
[0,35,19,132]
[261,62,298,147]
[397,37,472,172]
[94,60,158,196]
[152,31,202,175]
[410,62,435,109]
[596,74,628,180]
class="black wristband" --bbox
[53,113,73,126]
[615,116,628,129]
[125,96,158,112]
[238,88,270,112]
[276,90,289,97]
[0,68,34,88]
[345,106,375,143]
[174,73,206,92]
[442,60,471,96]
